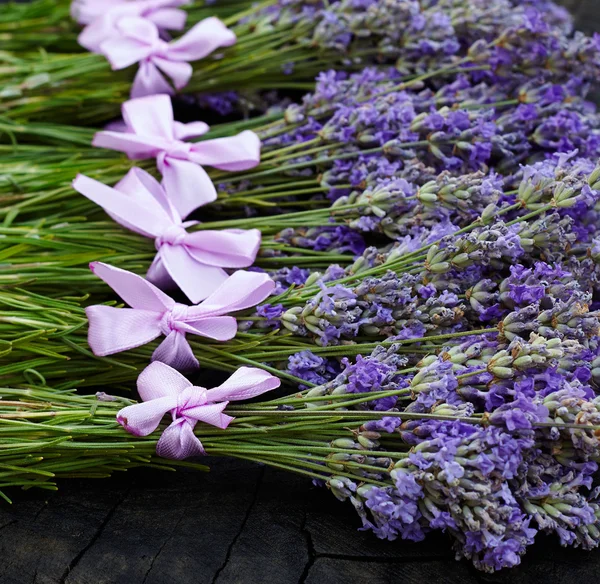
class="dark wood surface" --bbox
[1,458,600,584]
[2,1,600,582]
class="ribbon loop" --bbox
[117,361,280,459]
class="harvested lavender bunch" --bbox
[298,328,600,571]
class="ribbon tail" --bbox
[207,367,281,402]
[161,157,217,219]
[183,228,261,268]
[159,244,229,303]
[117,396,177,437]
[156,419,206,459]
[190,131,261,171]
[152,330,199,370]
[196,271,275,316]
[168,17,236,61]
[86,305,162,356]
[131,59,175,98]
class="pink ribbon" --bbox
[117,361,280,459]
[97,16,236,97]
[93,94,260,219]
[73,168,261,302]
[86,262,275,370]
[76,0,191,52]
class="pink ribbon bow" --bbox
[73,168,261,302]
[98,16,236,98]
[117,361,280,459]
[93,94,260,219]
[76,0,191,53]
[86,262,275,370]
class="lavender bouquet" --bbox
[1,0,595,123]
[1,0,600,574]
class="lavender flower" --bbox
[280,271,466,345]
[286,350,341,388]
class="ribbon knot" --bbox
[159,302,190,335]
[73,168,261,303]
[158,140,193,162]
[85,262,275,371]
[96,16,236,98]
[166,140,192,159]
[156,223,188,248]
[149,38,172,56]
[177,386,208,411]
[117,361,280,459]
[93,95,261,220]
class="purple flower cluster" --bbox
[275,225,366,255]
[254,0,598,92]
[296,253,600,571]
[286,350,341,388]
[278,271,466,345]
[194,0,600,571]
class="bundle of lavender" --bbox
[1,151,599,385]
[3,318,600,572]
[1,0,595,124]
[4,40,600,223]
[2,63,600,297]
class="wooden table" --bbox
[1,459,599,583]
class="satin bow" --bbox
[73,168,261,302]
[98,16,236,98]
[117,362,280,459]
[93,94,260,219]
[76,0,191,52]
[86,262,275,370]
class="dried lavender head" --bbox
[280,272,466,345]
[260,0,599,90]
[391,420,537,571]
[286,350,341,388]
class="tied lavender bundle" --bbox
[283,327,600,571]
[4,55,600,295]
[4,45,600,223]
[0,0,597,123]
[0,0,254,52]
[1,150,599,389]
